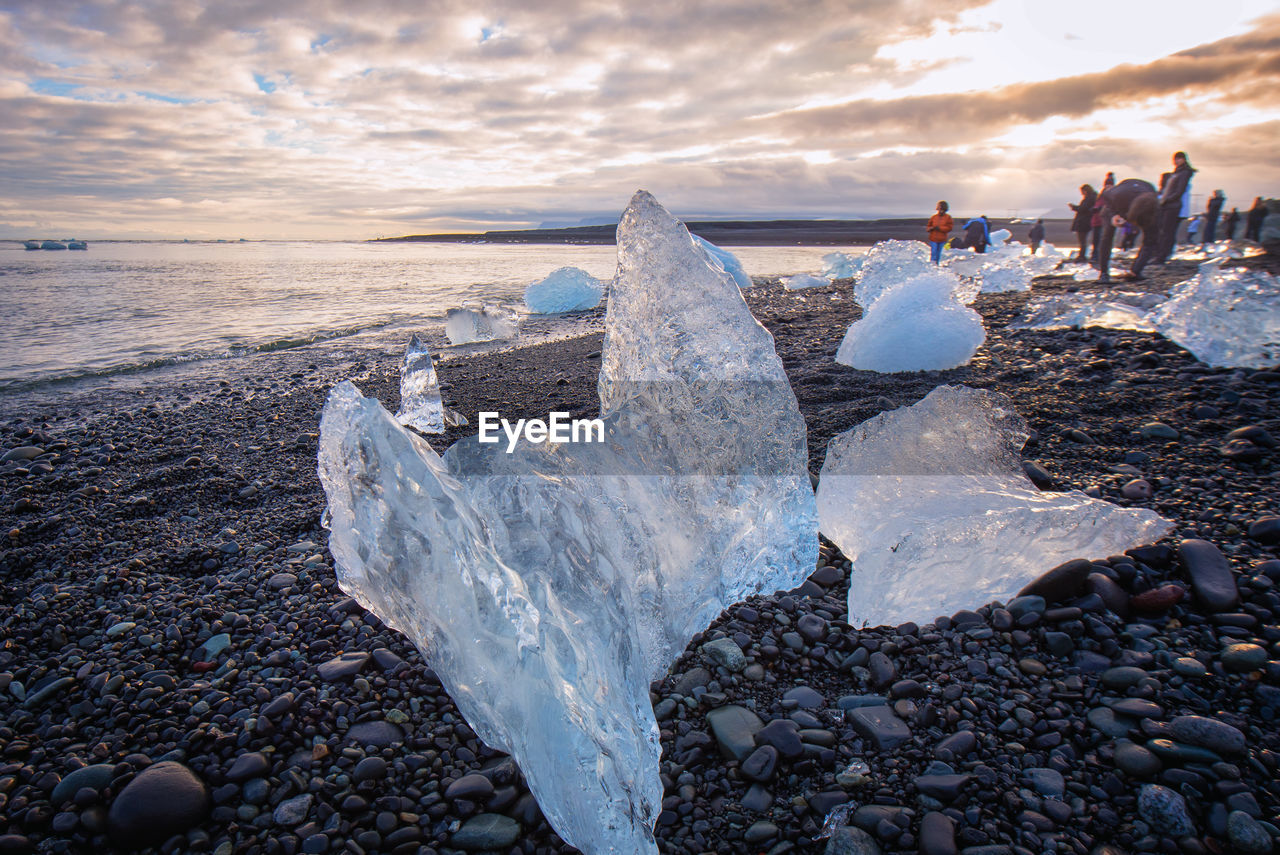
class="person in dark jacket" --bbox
[1096,177,1158,282]
[1070,184,1097,261]
[1246,197,1268,241]
[955,216,990,253]
[1202,190,1225,243]
[1154,152,1194,263]
[1028,219,1046,253]
[1224,207,1241,240]
[1091,173,1115,263]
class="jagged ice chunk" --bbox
[445,303,520,345]
[1012,292,1160,332]
[855,239,935,308]
[1149,260,1280,368]
[394,334,467,433]
[524,266,606,314]
[835,269,985,373]
[816,386,1172,628]
[783,273,830,290]
[318,190,817,855]
[691,234,752,290]
[822,251,863,280]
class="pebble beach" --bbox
[2,251,1279,855]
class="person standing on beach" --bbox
[1154,151,1194,263]
[926,201,953,264]
[1070,184,1097,261]
[1247,197,1268,241]
[1090,173,1115,264]
[1028,219,1045,254]
[1096,177,1158,282]
[1203,189,1225,243]
[1224,207,1241,240]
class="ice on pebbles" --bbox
[782,273,830,290]
[1149,259,1280,368]
[318,190,817,855]
[835,268,985,373]
[691,234,752,290]
[444,303,520,345]
[394,335,467,434]
[816,385,1172,628]
[1012,292,1160,333]
[822,251,863,280]
[854,239,935,308]
[524,266,606,314]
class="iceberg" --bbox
[835,268,984,373]
[394,334,467,434]
[318,190,817,855]
[816,385,1172,628]
[1149,259,1280,368]
[782,273,830,290]
[691,234,752,290]
[444,303,521,345]
[822,251,863,280]
[1012,292,1161,332]
[524,266,606,314]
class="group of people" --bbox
[925,202,992,263]
[1068,154,1270,282]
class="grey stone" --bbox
[273,794,313,826]
[918,811,957,855]
[352,757,387,783]
[741,745,778,782]
[451,813,520,851]
[825,825,882,855]
[1018,558,1093,603]
[1137,784,1195,836]
[783,685,825,709]
[225,752,270,782]
[935,731,977,758]
[1168,715,1246,755]
[847,706,911,751]
[1113,741,1162,778]
[706,705,764,761]
[107,762,209,848]
[52,764,115,805]
[1178,539,1240,612]
[755,718,804,759]
[345,720,404,747]
[702,637,746,672]
[1223,643,1268,672]
[913,774,971,803]
[1024,768,1065,798]
[445,773,495,801]
[316,652,370,681]
[1227,810,1275,854]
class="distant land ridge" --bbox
[375,218,1074,247]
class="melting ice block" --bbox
[817,385,1172,628]
[855,239,935,308]
[783,273,830,290]
[691,234,752,290]
[318,190,817,855]
[1012,292,1161,332]
[445,303,520,345]
[822,251,863,280]
[394,334,467,434]
[835,269,984,373]
[1149,260,1280,368]
[524,266,605,314]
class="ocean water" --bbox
[0,239,859,401]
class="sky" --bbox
[1,0,1277,239]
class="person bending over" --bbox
[1097,178,1158,283]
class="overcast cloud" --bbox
[0,0,1276,238]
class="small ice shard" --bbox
[524,266,606,314]
[835,269,984,373]
[1149,259,1280,368]
[1012,292,1160,332]
[691,234,753,290]
[854,239,934,308]
[822,251,863,280]
[394,334,467,434]
[783,273,830,290]
[319,190,817,855]
[817,385,1172,628]
[445,303,521,345]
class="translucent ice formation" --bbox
[944,238,1059,294]
[445,303,520,345]
[1012,292,1160,332]
[855,239,934,308]
[691,234,753,290]
[394,334,467,434]
[318,190,817,855]
[1149,259,1280,368]
[817,385,1172,628]
[835,269,984,373]
[783,273,830,290]
[822,251,863,280]
[524,266,606,314]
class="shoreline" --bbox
[2,254,1279,854]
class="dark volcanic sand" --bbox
[1,253,1279,855]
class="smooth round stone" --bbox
[1168,716,1246,756]
[1110,698,1163,719]
[273,794,313,826]
[345,720,404,747]
[1140,422,1179,440]
[1088,708,1133,738]
[824,824,882,855]
[741,745,778,782]
[1024,768,1065,798]
[107,762,209,848]
[1114,741,1162,778]
[1101,666,1149,690]
[1138,784,1195,837]
[918,810,956,855]
[52,764,115,805]
[702,638,746,672]
[352,757,387,783]
[1227,810,1275,854]
[1146,738,1222,764]
[1121,479,1154,499]
[1172,657,1208,678]
[1223,644,1268,672]
[744,821,778,844]
[783,686,825,709]
[445,773,495,801]
[225,752,270,782]
[451,814,520,851]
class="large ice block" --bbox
[445,303,521,345]
[691,234,752,290]
[1012,292,1160,332]
[816,385,1172,628]
[319,190,817,855]
[524,266,606,314]
[854,239,934,308]
[835,269,984,373]
[822,251,863,280]
[394,334,467,434]
[1149,259,1280,368]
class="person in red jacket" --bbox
[926,201,953,264]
